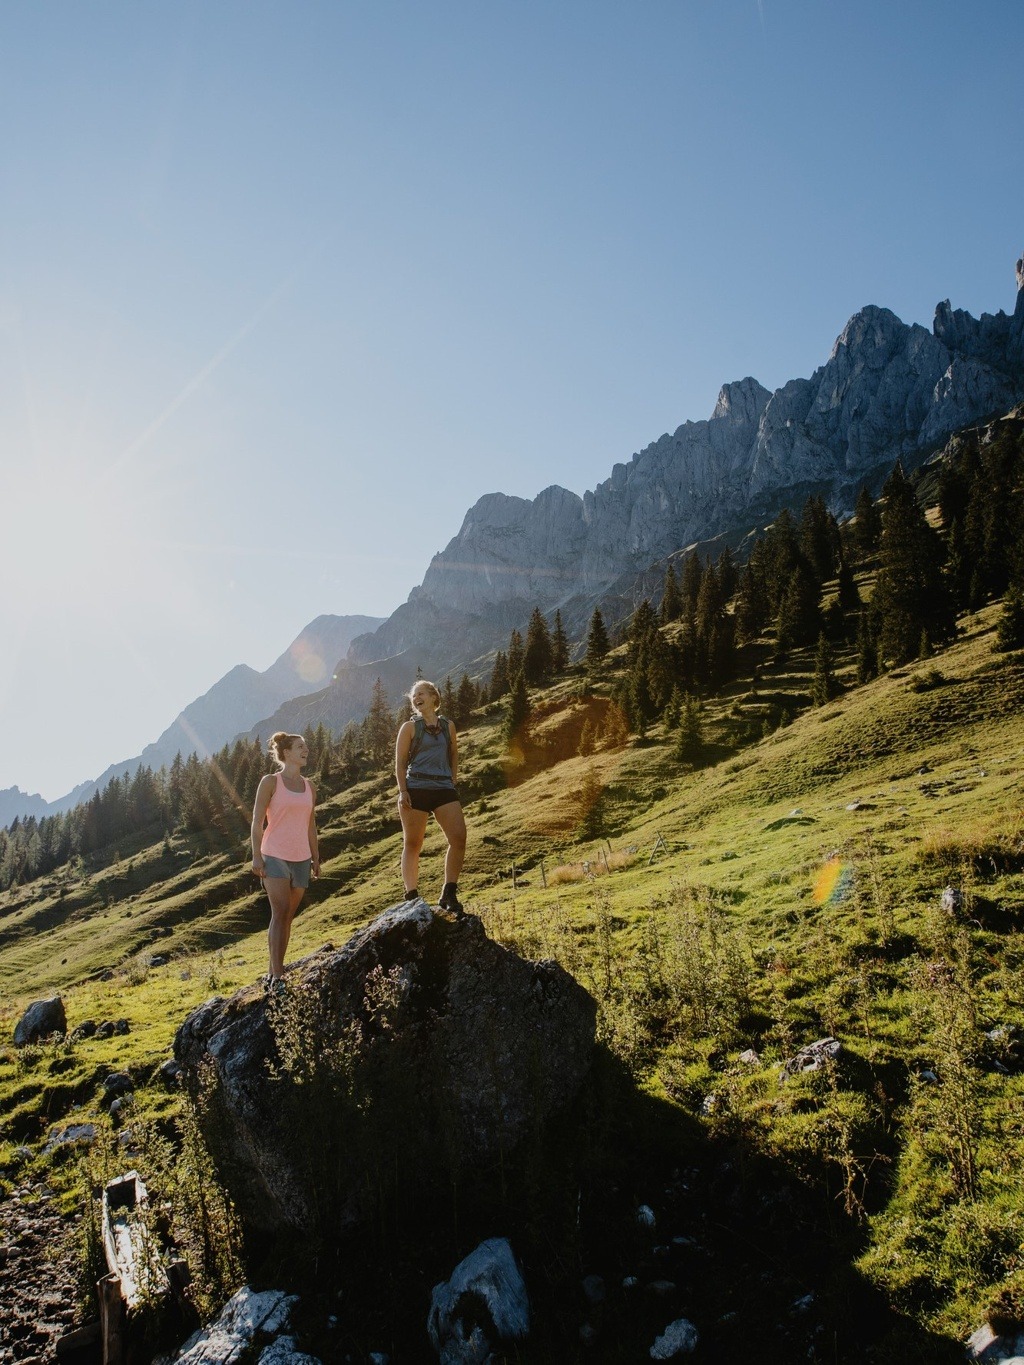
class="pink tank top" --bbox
[261,776,313,861]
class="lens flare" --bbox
[813,857,853,906]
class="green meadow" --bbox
[2,597,1023,1357]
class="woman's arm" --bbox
[395,721,413,809]
[448,723,459,785]
[307,782,320,876]
[250,774,275,875]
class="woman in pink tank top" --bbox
[250,731,320,991]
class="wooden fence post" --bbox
[98,1273,125,1365]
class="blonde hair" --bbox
[268,732,304,766]
[406,680,441,715]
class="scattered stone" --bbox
[791,1292,815,1314]
[700,1094,717,1116]
[428,1237,530,1365]
[43,1124,97,1154]
[169,1286,298,1363]
[622,1276,640,1291]
[96,1021,115,1038]
[14,996,67,1046]
[109,1095,133,1120]
[114,1018,131,1035]
[966,1322,1024,1361]
[71,1020,98,1041]
[941,886,965,916]
[100,970,115,981]
[738,1048,760,1066]
[160,1059,183,1085]
[103,1072,134,1099]
[919,1070,939,1084]
[148,954,169,967]
[581,1275,605,1305]
[175,904,596,1237]
[845,800,863,810]
[636,1204,657,1230]
[367,1354,389,1365]
[650,1317,699,1359]
[779,1037,841,1082]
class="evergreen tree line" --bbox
[7,424,1022,887]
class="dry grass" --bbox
[545,846,639,885]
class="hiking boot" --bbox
[404,888,420,902]
[438,882,464,917]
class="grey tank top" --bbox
[406,722,454,788]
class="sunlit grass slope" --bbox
[1,599,1023,1345]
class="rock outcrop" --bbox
[174,902,597,1238]
[13,996,67,1045]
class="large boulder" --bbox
[174,902,597,1238]
[14,996,67,1045]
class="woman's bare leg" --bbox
[266,877,305,978]
[433,801,467,885]
[399,806,429,893]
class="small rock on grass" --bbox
[650,1318,699,1359]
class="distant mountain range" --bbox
[2,615,382,824]
[5,251,1023,827]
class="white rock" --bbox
[257,1337,321,1364]
[636,1204,656,1230]
[171,1287,297,1363]
[650,1317,699,1359]
[428,1238,529,1365]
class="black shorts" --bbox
[408,786,461,813]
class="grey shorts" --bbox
[262,856,311,889]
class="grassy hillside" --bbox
[2,598,1023,1359]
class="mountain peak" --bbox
[711,377,771,424]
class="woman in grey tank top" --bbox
[395,680,467,916]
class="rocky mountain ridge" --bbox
[217,253,1024,746]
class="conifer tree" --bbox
[441,675,458,718]
[680,551,703,624]
[551,610,569,673]
[675,695,703,765]
[800,495,841,584]
[456,672,477,724]
[853,486,882,558]
[837,556,861,614]
[775,563,821,651]
[585,608,609,665]
[627,600,657,664]
[524,607,554,685]
[996,589,1024,652]
[716,546,738,603]
[489,650,510,701]
[734,564,768,643]
[507,629,525,682]
[856,611,879,684]
[811,633,838,706]
[660,562,683,622]
[503,673,530,749]
[363,677,395,768]
[873,462,955,667]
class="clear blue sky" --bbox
[2,0,1022,800]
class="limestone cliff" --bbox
[349,255,1024,671]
